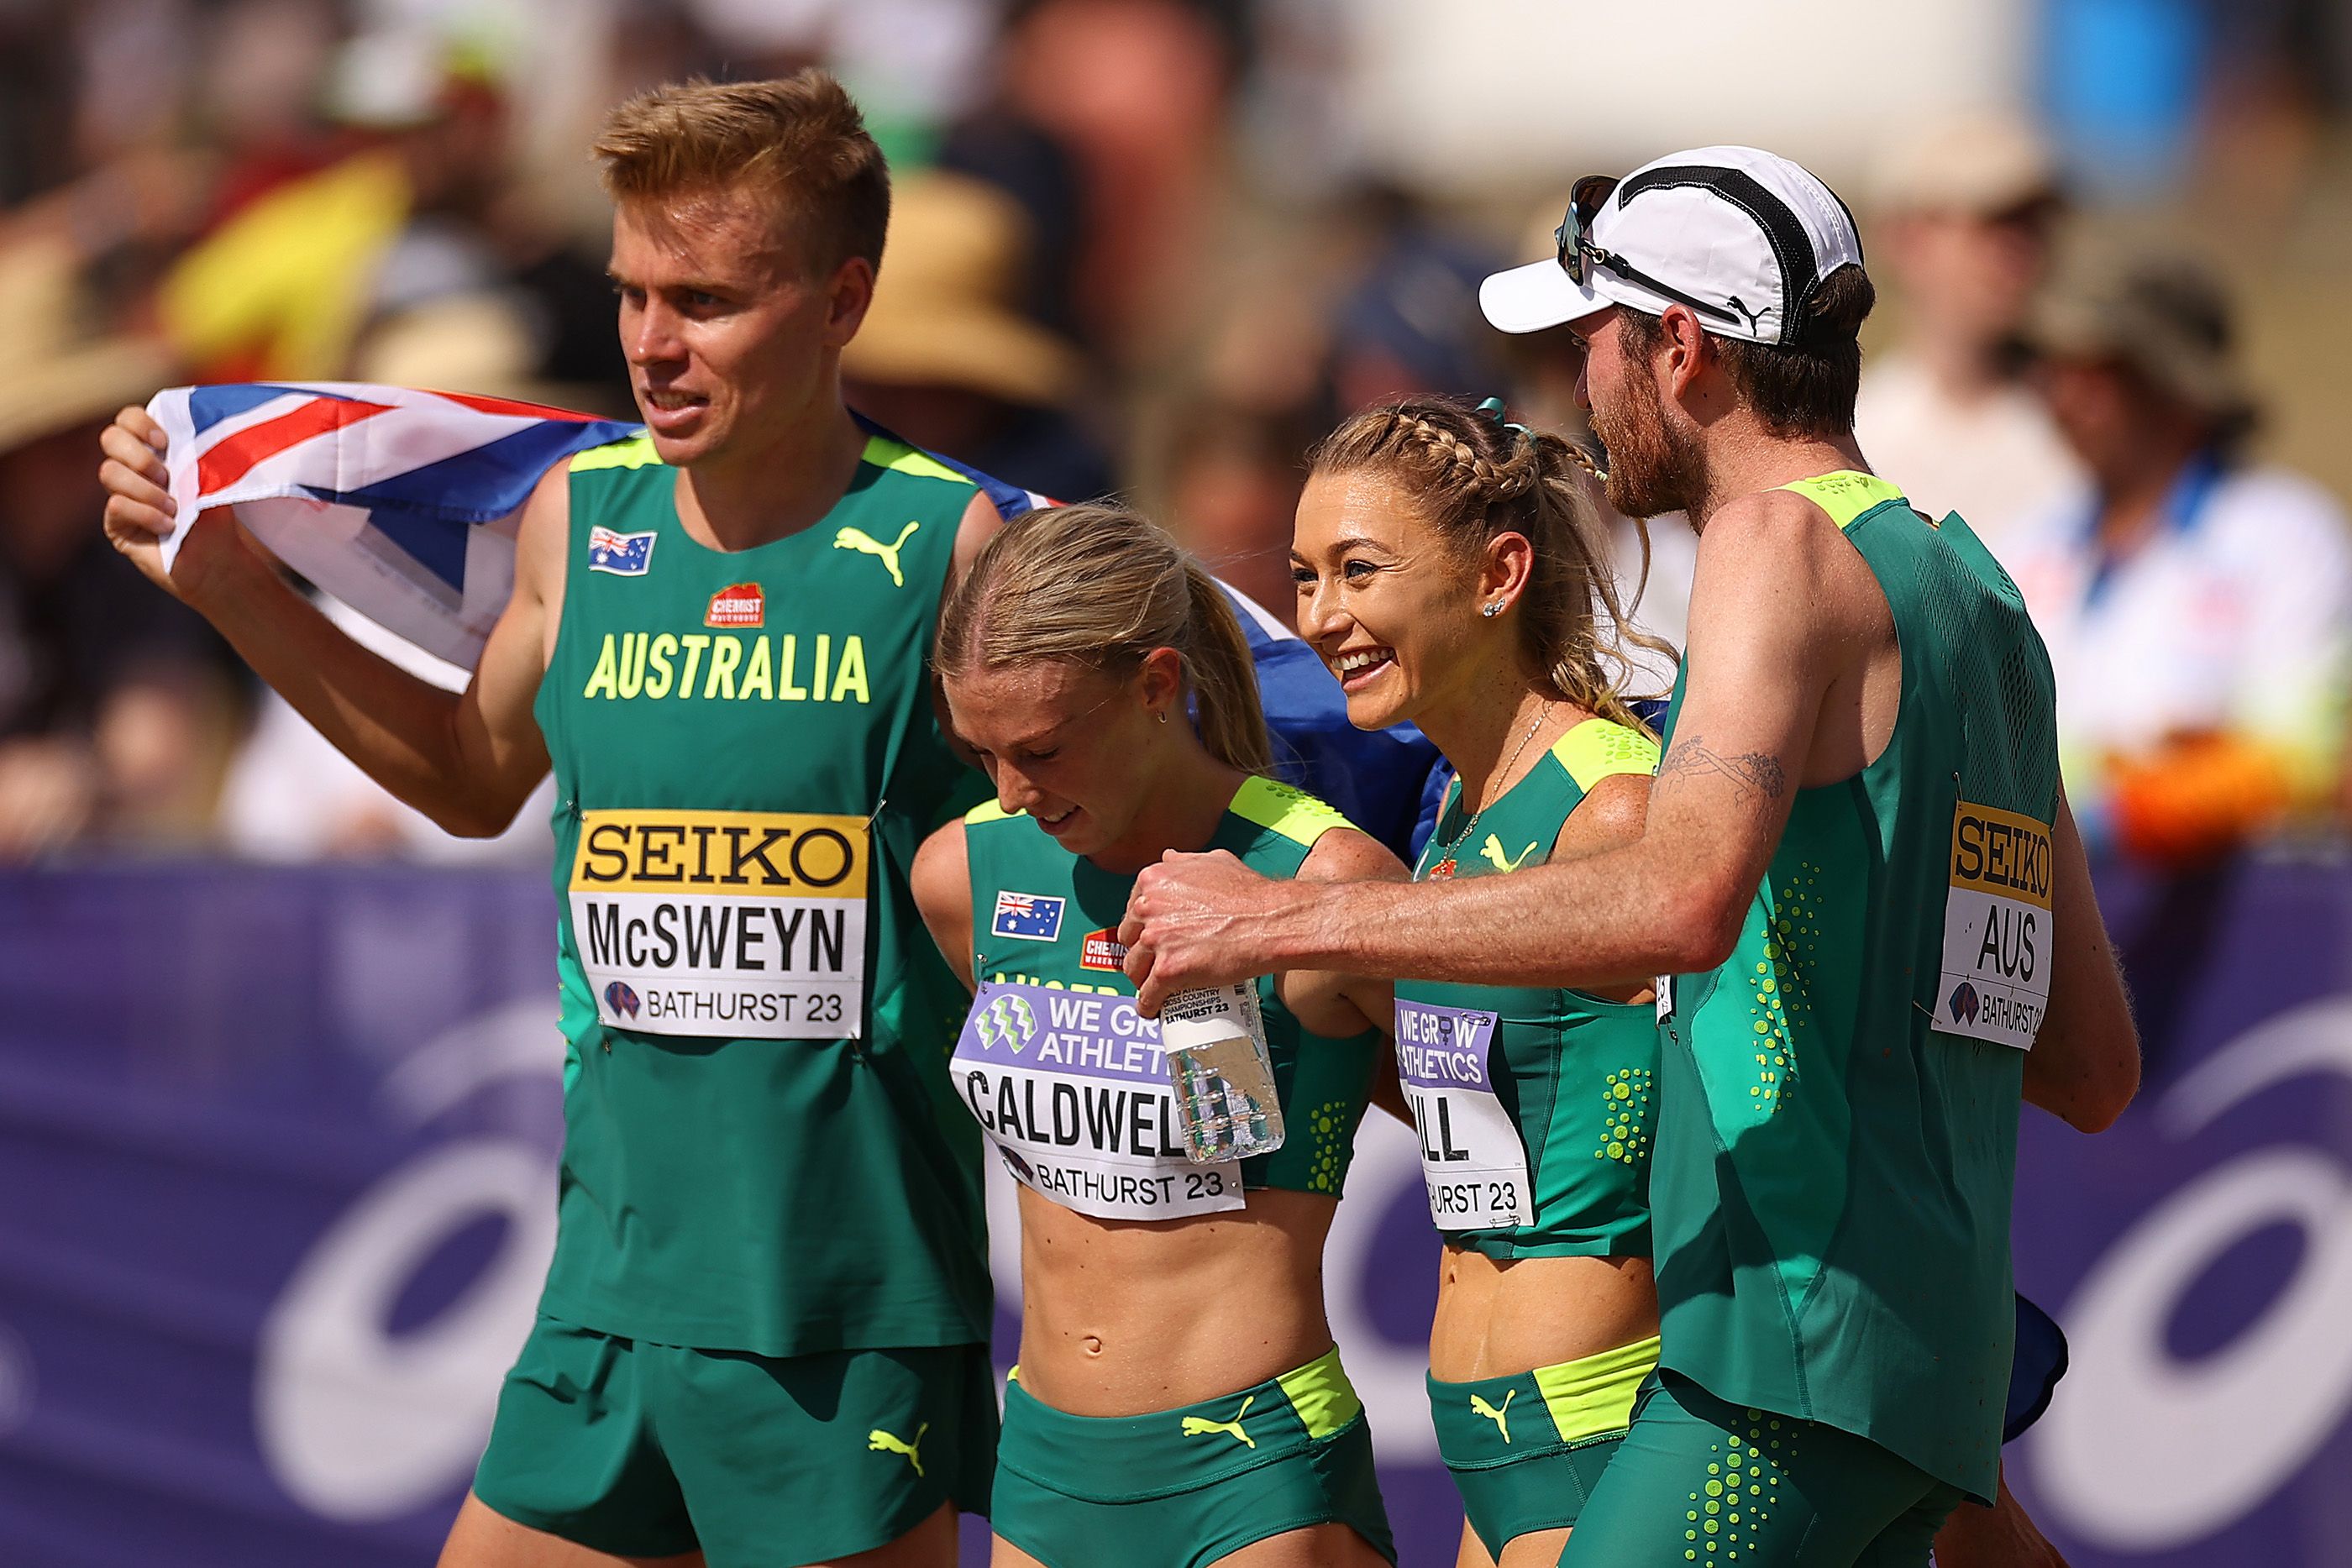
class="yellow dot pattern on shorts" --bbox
[1305,1098,1352,1193]
[1745,864,1823,1115]
[1596,1066,1655,1167]
[1680,1409,1792,1564]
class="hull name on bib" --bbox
[569,807,869,1039]
[953,978,1243,1219]
[1935,799,2054,1050]
[1395,997,1531,1229]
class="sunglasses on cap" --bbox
[1553,173,1745,329]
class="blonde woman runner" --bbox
[1289,394,1673,1567]
[911,503,1399,1568]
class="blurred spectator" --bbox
[155,29,537,385]
[842,172,1114,502]
[216,598,554,863]
[1318,188,1509,422]
[1163,401,1311,628]
[0,239,238,859]
[1856,110,2083,552]
[2004,249,2352,865]
[978,0,1244,359]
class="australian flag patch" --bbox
[587,526,657,576]
[991,890,1065,942]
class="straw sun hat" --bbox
[0,239,173,455]
[843,172,1081,408]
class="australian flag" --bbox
[144,381,1444,857]
[149,383,639,667]
[991,891,1065,941]
[586,526,656,576]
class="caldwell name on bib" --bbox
[569,806,869,1037]
[953,977,1244,1219]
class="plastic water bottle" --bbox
[1161,980,1285,1163]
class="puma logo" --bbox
[833,520,921,586]
[867,1423,927,1476]
[1480,835,1539,872]
[1470,1388,1516,1445]
[1180,1393,1257,1449]
[1723,295,1766,335]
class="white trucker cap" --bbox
[1480,145,1865,348]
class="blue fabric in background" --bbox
[2042,0,2208,197]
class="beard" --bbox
[1592,362,1706,521]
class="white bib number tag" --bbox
[1394,998,1531,1230]
[1934,800,2055,1050]
[569,809,868,1039]
[952,979,1244,1219]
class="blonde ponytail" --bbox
[937,503,1273,774]
[1177,559,1273,774]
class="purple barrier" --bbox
[0,862,2345,1565]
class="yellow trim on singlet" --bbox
[570,433,969,483]
[964,800,1019,826]
[1549,718,1661,790]
[1273,1347,1363,1440]
[569,433,661,472]
[861,433,974,486]
[1530,1334,1661,1445]
[1227,776,1351,848]
[1777,469,1906,531]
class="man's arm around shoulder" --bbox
[1123,489,1877,1009]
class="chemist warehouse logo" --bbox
[705,583,764,628]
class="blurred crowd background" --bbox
[9,0,2352,873]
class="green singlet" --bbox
[1649,471,2061,1508]
[954,775,1393,1566]
[951,775,1383,1218]
[1395,718,1662,1257]
[532,427,992,1356]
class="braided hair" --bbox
[1306,395,1674,730]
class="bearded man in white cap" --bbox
[1121,147,2141,1564]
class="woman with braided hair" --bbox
[1290,394,1674,1566]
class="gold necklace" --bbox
[1430,701,1551,879]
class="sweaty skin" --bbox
[1121,304,2139,1139]
[913,651,1399,1568]
[1289,458,1659,1568]
[98,185,1005,1568]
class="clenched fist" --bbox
[97,404,257,610]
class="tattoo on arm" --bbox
[1657,733,1788,810]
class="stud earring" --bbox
[1481,600,1504,618]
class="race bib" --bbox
[1934,800,2054,1050]
[1394,998,1531,1230]
[568,808,868,1039]
[952,979,1245,1220]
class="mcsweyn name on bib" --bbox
[570,808,868,1039]
[953,978,1243,1220]
[1935,800,2054,1049]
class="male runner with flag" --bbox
[1121,147,2141,1565]
[100,72,1006,1568]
